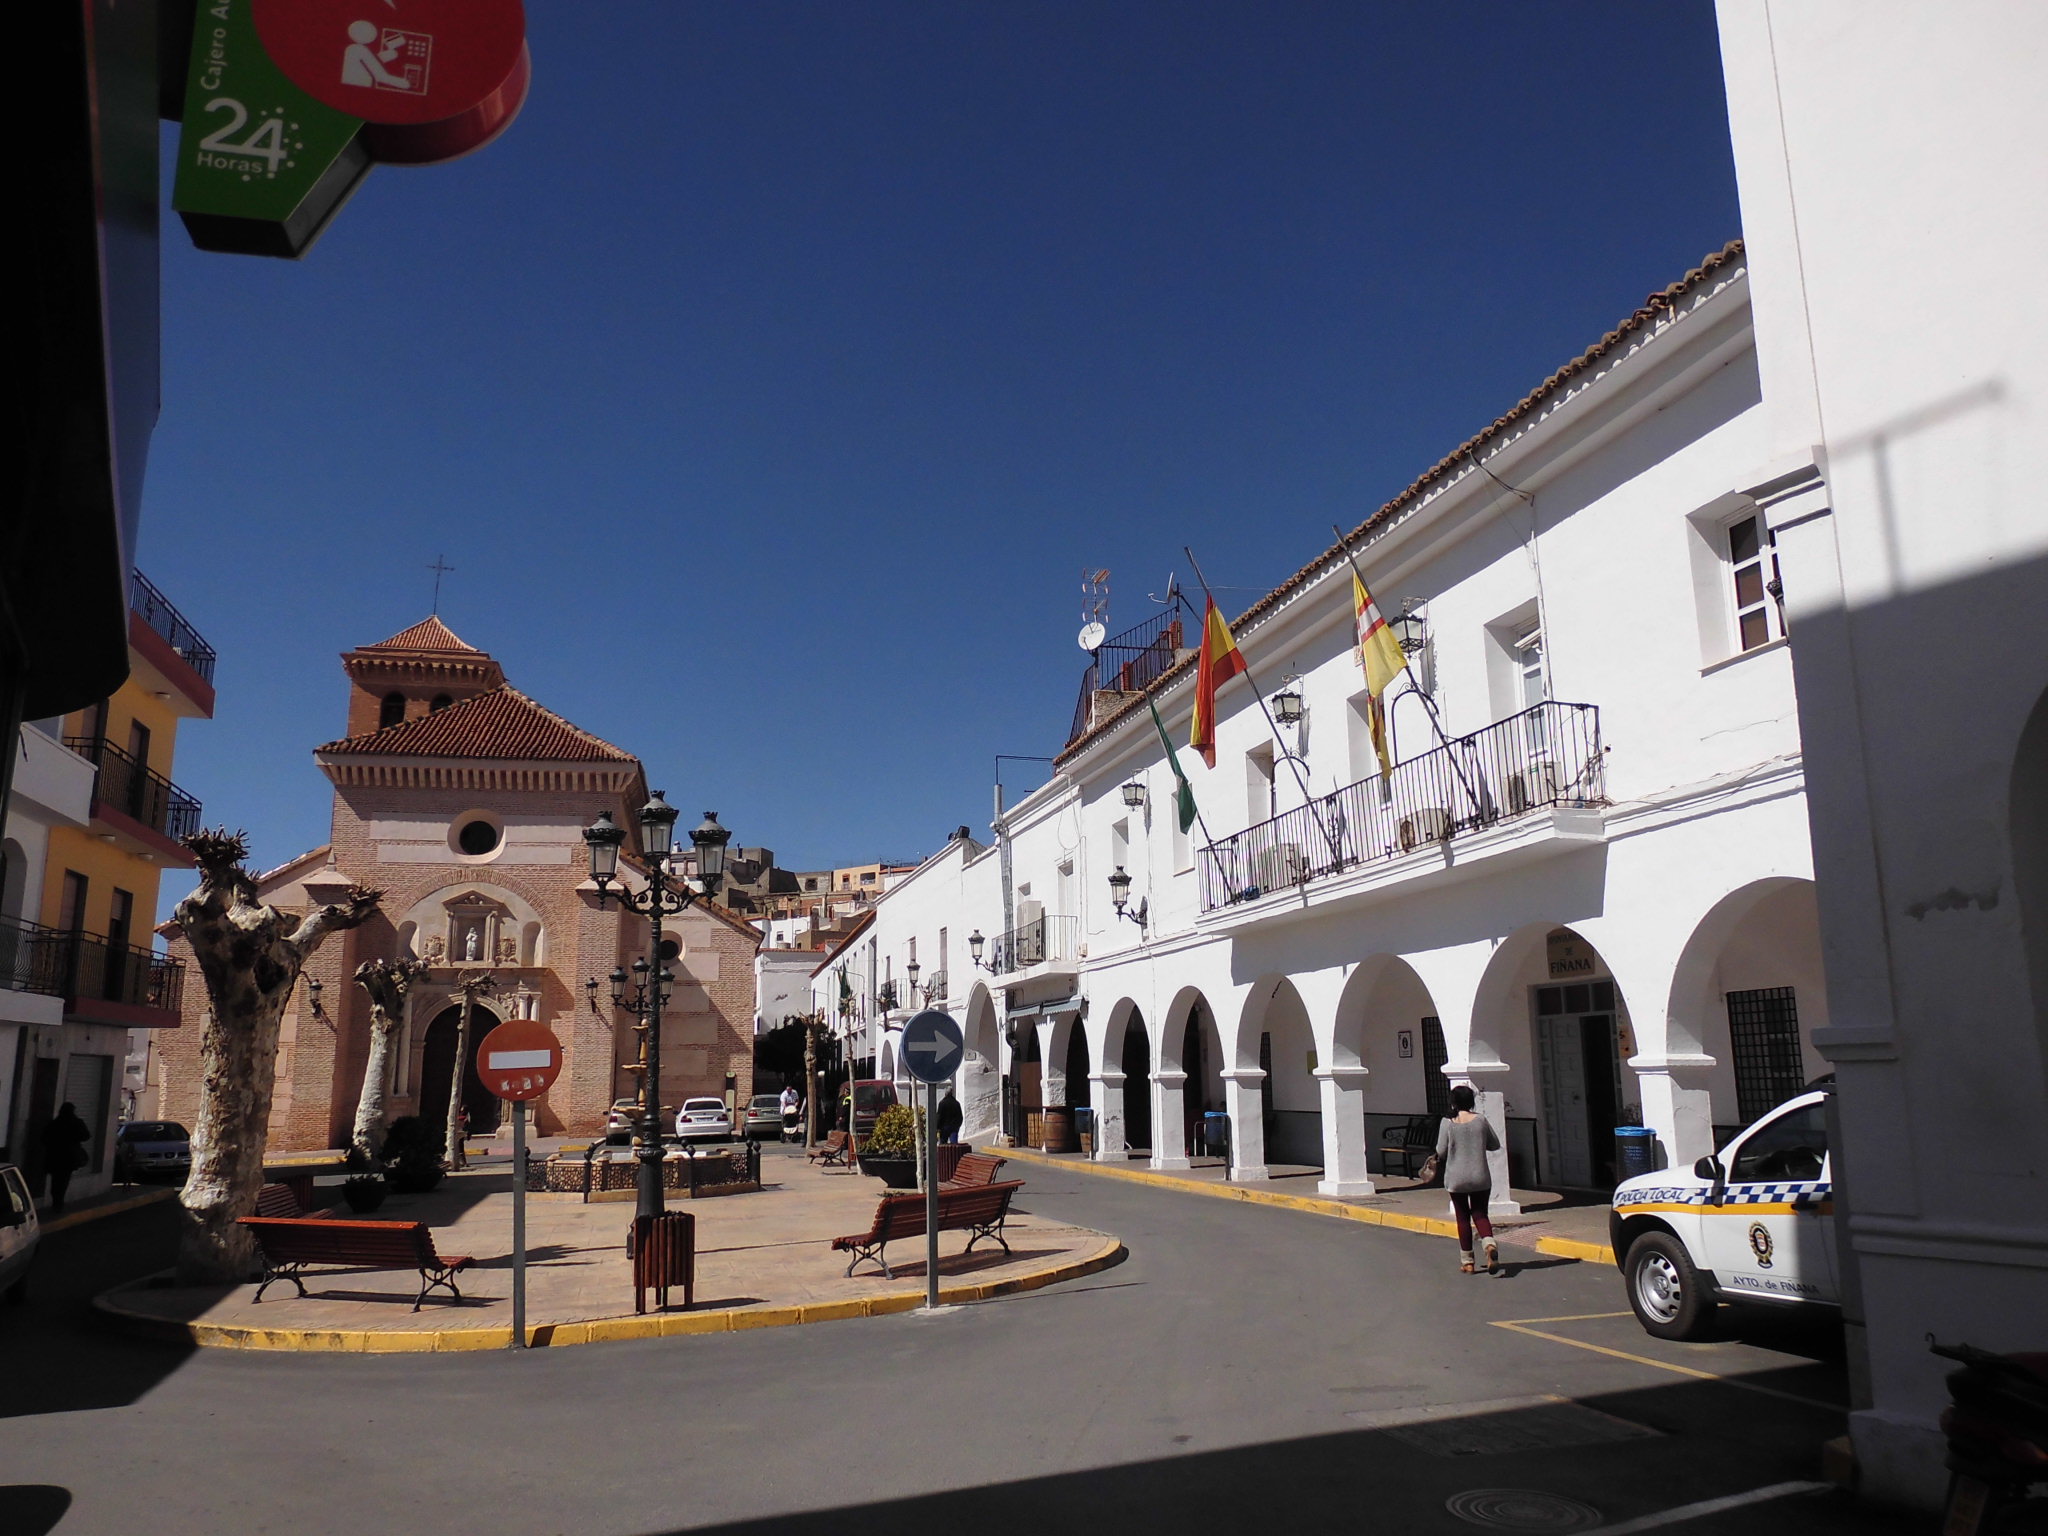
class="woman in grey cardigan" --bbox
[1435,1084,1501,1274]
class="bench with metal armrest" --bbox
[829,1180,1024,1279]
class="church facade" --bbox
[157,618,758,1150]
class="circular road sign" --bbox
[477,1017,562,1102]
[900,1010,965,1085]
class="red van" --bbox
[846,1080,899,1140]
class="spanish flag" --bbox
[1190,596,1247,768]
[1353,573,1407,777]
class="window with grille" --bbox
[1421,1016,1448,1117]
[1725,986,1805,1122]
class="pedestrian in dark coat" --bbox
[1434,1084,1502,1274]
[40,1103,91,1212]
[936,1091,963,1145]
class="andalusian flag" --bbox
[1190,597,1247,768]
[1149,697,1198,834]
[1353,573,1407,777]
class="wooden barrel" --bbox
[1041,1106,1076,1152]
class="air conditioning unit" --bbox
[1398,807,1452,851]
[1251,842,1309,891]
[1508,760,1559,814]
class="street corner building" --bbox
[154,617,760,1150]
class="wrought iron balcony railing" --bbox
[1068,612,1185,746]
[1198,701,1604,912]
[65,736,203,843]
[130,570,217,684]
[0,915,69,997]
[989,913,1081,974]
[61,931,187,1014]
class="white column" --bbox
[1452,1059,1521,1216]
[1036,1018,1064,1106]
[1631,1053,1718,1172]
[1151,1068,1189,1169]
[1222,1067,1268,1181]
[1314,1066,1374,1196]
[1089,1069,1127,1160]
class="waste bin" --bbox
[1613,1125,1657,1181]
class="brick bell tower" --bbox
[340,616,505,737]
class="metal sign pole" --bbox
[511,1097,527,1349]
[925,1078,940,1310]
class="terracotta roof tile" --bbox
[315,685,636,762]
[355,616,482,654]
[1058,240,1746,764]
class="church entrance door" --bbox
[419,1004,503,1137]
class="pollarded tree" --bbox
[350,956,429,1165]
[174,829,381,1283]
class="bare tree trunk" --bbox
[350,958,427,1165]
[443,971,492,1171]
[802,1016,819,1148]
[173,830,380,1284]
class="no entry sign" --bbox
[478,1017,562,1102]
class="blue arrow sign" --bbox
[900,1009,965,1084]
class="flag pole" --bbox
[1329,525,1486,824]
[1183,547,1345,870]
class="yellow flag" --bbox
[1353,574,1407,776]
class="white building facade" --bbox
[1716,0,2048,1509]
[849,249,1835,1227]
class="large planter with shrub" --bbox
[380,1115,446,1194]
[857,1155,919,1189]
[342,1174,388,1213]
[859,1103,925,1189]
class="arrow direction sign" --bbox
[900,1010,964,1085]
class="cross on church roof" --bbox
[428,555,456,613]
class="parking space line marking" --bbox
[1488,1316,1840,1411]
[1578,1479,1831,1533]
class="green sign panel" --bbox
[171,0,370,257]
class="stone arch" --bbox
[1045,1010,1089,1111]
[961,982,1001,1143]
[1244,974,1321,1170]
[1334,953,1450,1136]
[0,836,27,922]
[877,1036,895,1084]
[1097,997,1150,1155]
[419,1001,503,1136]
[1471,921,1639,1189]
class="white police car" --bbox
[1609,1085,1835,1340]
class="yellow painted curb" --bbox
[997,1146,1616,1268]
[39,1185,177,1234]
[92,1232,1126,1353]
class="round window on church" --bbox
[449,810,506,861]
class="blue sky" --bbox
[144,0,1740,903]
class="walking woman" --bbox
[1435,1084,1501,1274]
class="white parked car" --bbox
[1609,1085,1836,1340]
[1,1164,39,1304]
[674,1097,732,1143]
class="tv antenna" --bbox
[1078,567,1110,652]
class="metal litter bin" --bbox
[1613,1125,1657,1181]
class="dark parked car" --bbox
[114,1121,191,1181]
[0,1165,37,1302]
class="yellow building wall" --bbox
[38,673,194,934]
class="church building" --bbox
[157,617,758,1150]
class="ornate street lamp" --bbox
[583,795,728,1221]
[968,929,988,970]
[1120,779,1147,810]
[1108,865,1148,932]
[1390,600,1429,657]
[1271,675,1305,725]
[904,958,921,1005]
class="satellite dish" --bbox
[1078,622,1107,653]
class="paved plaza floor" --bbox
[98,1143,1115,1348]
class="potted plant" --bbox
[342,1173,388,1213]
[380,1114,446,1194]
[857,1104,922,1189]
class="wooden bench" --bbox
[254,1182,310,1218]
[808,1130,854,1168]
[830,1180,1025,1279]
[940,1151,1007,1189]
[1380,1116,1440,1179]
[236,1217,474,1310]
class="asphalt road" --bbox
[0,1148,1924,1536]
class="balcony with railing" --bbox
[130,571,216,684]
[988,914,1081,977]
[1198,701,1606,914]
[60,931,186,1027]
[1068,611,1186,746]
[65,736,203,857]
[0,916,70,997]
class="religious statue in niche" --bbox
[464,927,482,962]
